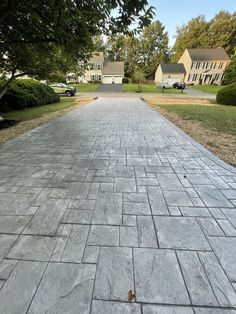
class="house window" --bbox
[205,62,209,69]
[97,64,101,70]
[213,62,217,69]
[202,62,205,69]
[191,63,194,69]
[98,75,101,81]
[210,63,213,69]
[92,75,95,81]
[188,74,191,81]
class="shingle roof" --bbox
[160,63,186,74]
[103,62,124,75]
[89,52,104,64]
[187,48,230,61]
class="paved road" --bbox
[0,98,236,313]
[96,83,123,93]
[185,86,214,99]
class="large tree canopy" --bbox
[171,11,236,63]
[105,20,169,79]
[0,0,154,99]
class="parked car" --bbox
[49,83,76,96]
[157,83,172,89]
[173,82,186,89]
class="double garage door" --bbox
[102,75,122,84]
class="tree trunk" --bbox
[0,71,27,100]
[0,71,26,120]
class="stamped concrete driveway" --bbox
[0,98,236,314]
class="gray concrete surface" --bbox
[96,84,123,93]
[0,97,236,313]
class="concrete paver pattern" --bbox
[0,97,236,313]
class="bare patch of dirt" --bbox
[0,96,93,144]
[145,96,236,167]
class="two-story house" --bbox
[178,48,231,85]
[67,52,124,84]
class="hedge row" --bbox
[216,83,236,106]
[0,79,60,112]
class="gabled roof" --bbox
[103,62,124,75]
[187,48,230,61]
[89,52,104,64]
[160,63,186,74]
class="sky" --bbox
[149,0,236,46]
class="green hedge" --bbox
[216,83,236,106]
[0,79,60,112]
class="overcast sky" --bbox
[149,0,236,46]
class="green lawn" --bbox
[69,83,101,92]
[1,97,76,121]
[123,84,183,94]
[191,85,224,94]
[159,104,236,135]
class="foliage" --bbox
[138,21,169,78]
[0,79,60,112]
[172,11,236,62]
[122,77,129,84]
[216,83,236,106]
[0,0,154,101]
[1,98,75,121]
[132,70,144,84]
[223,55,236,85]
[105,21,169,79]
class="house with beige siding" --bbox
[67,52,124,84]
[178,48,231,85]
[155,63,186,85]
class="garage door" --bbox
[113,75,122,84]
[102,75,113,84]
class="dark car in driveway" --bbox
[49,83,76,96]
[173,82,186,89]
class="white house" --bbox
[155,63,186,85]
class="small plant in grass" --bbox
[132,70,144,93]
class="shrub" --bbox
[122,77,129,84]
[0,79,60,112]
[216,83,236,106]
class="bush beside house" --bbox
[216,83,236,106]
[0,79,60,112]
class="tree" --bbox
[171,11,236,63]
[132,69,144,92]
[106,34,126,61]
[223,55,236,85]
[138,21,169,78]
[171,16,209,62]
[0,0,154,100]
[208,11,236,57]
[92,35,106,53]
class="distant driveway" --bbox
[185,87,215,99]
[96,84,123,93]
